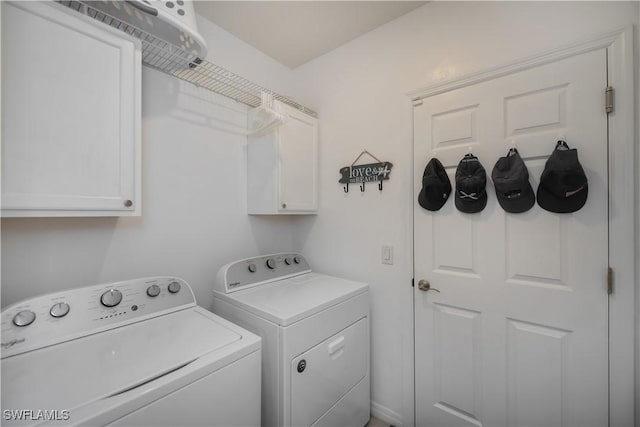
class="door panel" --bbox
[506,319,568,427]
[278,106,318,212]
[414,49,608,427]
[2,2,139,214]
[432,304,482,422]
[291,318,368,427]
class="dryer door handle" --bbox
[327,336,345,356]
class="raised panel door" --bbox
[414,48,608,427]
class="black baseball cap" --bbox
[418,158,451,211]
[455,153,487,213]
[537,140,588,213]
[491,148,535,213]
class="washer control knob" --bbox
[49,302,70,318]
[168,281,181,294]
[266,258,276,269]
[248,264,257,273]
[100,289,123,308]
[284,257,292,265]
[293,256,301,264]
[13,310,36,327]
[146,284,161,297]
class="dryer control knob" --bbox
[50,302,70,318]
[13,310,36,327]
[100,289,123,308]
[284,257,292,265]
[266,258,276,269]
[146,284,161,297]
[293,256,301,264]
[168,281,181,294]
[248,263,257,273]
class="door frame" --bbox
[408,26,635,427]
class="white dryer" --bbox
[1,277,261,427]
[212,253,370,427]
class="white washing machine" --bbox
[212,253,370,427]
[1,277,261,427]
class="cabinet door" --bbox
[278,105,318,212]
[1,1,141,217]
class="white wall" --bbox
[0,14,297,309]
[291,2,639,424]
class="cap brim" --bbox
[419,188,449,211]
[496,184,535,213]
[455,191,487,213]
[537,183,588,213]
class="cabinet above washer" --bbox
[1,1,141,217]
[247,100,318,215]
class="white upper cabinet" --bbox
[247,101,318,215]
[1,1,141,217]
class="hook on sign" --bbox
[338,150,392,195]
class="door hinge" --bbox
[412,98,423,107]
[605,86,614,113]
[411,278,415,288]
[607,267,613,295]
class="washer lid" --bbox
[224,273,368,326]
[1,309,241,416]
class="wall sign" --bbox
[339,150,393,192]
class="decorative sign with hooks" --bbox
[339,150,393,193]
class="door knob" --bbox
[418,279,440,293]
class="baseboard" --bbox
[371,401,403,427]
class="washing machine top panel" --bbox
[2,308,242,418]
[219,272,368,326]
[0,278,252,422]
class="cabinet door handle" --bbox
[282,203,287,209]
[124,200,133,208]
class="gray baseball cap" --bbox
[491,148,535,213]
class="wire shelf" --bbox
[57,0,317,117]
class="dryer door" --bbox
[291,317,368,426]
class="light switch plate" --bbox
[381,246,393,265]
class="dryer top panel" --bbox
[215,253,312,294]
[214,272,368,326]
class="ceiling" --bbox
[194,1,427,69]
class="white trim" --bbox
[409,26,636,427]
[635,10,640,427]
[401,98,416,427]
[607,26,637,427]
[371,401,403,427]
[408,27,630,101]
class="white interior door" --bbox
[413,48,609,427]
